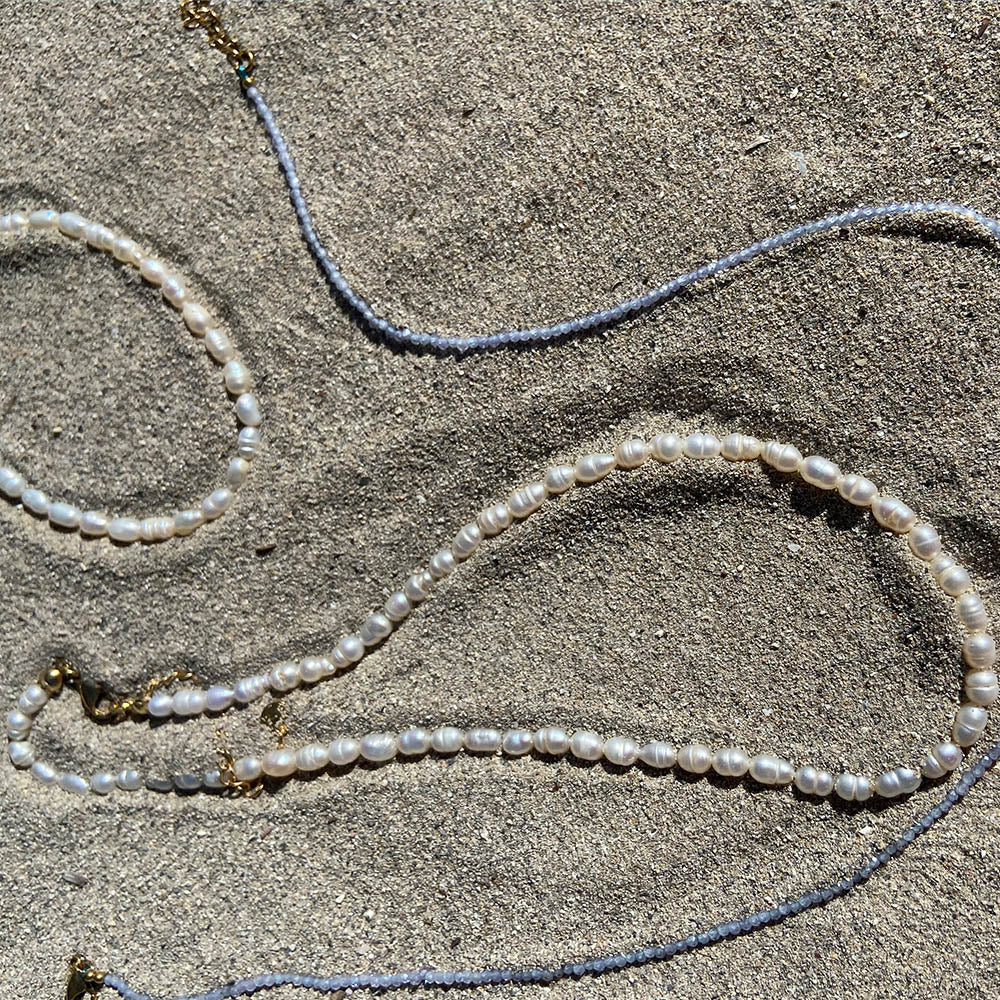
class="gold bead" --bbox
[38,664,65,694]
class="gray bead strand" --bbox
[97,741,998,998]
[243,87,1000,357]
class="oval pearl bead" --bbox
[920,741,962,779]
[575,453,616,483]
[508,483,547,518]
[452,523,483,560]
[748,754,794,785]
[637,741,676,768]
[21,488,50,516]
[108,517,141,543]
[873,769,903,798]
[430,727,464,754]
[800,455,840,489]
[112,237,141,265]
[182,302,212,336]
[174,509,206,536]
[18,684,48,714]
[501,730,535,756]
[223,360,253,394]
[262,749,298,777]
[328,738,361,766]
[146,692,174,718]
[872,496,916,533]
[543,465,576,495]
[79,511,109,536]
[201,488,233,520]
[677,743,713,774]
[464,728,502,753]
[298,657,330,683]
[614,438,649,469]
[268,662,300,692]
[296,744,330,772]
[205,328,236,363]
[793,765,834,797]
[838,473,879,507]
[429,549,457,579]
[384,592,411,623]
[953,704,988,746]
[965,670,999,706]
[233,756,263,782]
[477,504,512,537]
[57,211,87,238]
[359,613,393,646]
[140,516,176,542]
[31,761,58,785]
[233,675,267,703]
[0,467,25,499]
[569,730,604,761]
[6,710,31,738]
[28,209,58,229]
[48,502,82,529]
[90,772,117,795]
[226,457,250,489]
[650,433,683,463]
[957,593,989,632]
[711,747,750,777]
[139,257,167,285]
[237,427,262,459]
[397,728,432,756]
[172,689,206,716]
[962,633,996,669]
[534,726,570,756]
[117,769,143,791]
[59,773,89,795]
[603,736,639,767]
[336,635,364,664]
[161,275,187,308]
[762,442,803,473]
[205,686,236,712]
[8,741,34,768]
[938,564,972,597]
[908,523,942,560]
[834,773,871,802]
[236,393,262,427]
[720,433,761,461]
[682,433,721,460]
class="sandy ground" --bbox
[1,2,999,998]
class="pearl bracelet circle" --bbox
[0,209,263,543]
[7,431,995,800]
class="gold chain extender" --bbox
[179,1,256,85]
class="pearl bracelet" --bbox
[0,209,262,543]
[8,431,994,800]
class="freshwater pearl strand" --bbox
[243,87,1000,355]
[9,432,994,801]
[0,210,262,542]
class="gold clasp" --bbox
[67,955,104,1000]
[179,1,256,86]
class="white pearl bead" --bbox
[21,488,50,516]
[834,773,871,802]
[452,522,483,560]
[682,433,721,460]
[873,769,902,798]
[328,738,361,766]
[534,726,570,756]
[543,465,576,495]
[800,455,840,489]
[464,728,502,752]
[59,773,89,795]
[112,237,142,266]
[650,432,683,463]
[116,769,143,791]
[90,772,117,795]
[205,685,236,712]
[477,503,512,537]
[298,656,330,683]
[920,741,962,778]
[8,741,34,768]
[938,564,972,597]
[430,727,464,754]
[403,572,433,603]
[202,487,234,520]
[677,743,713,774]
[720,433,761,461]
[79,511,109,536]
[28,209,58,229]
[711,747,750,777]
[236,393,262,427]
[361,732,398,762]
[182,302,212,336]
[173,689,207,716]
[296,743,330,772]
[336,634,365,664]
[575,453,616,483]
[872,496,916,533]
[48,502,82,529]
[223,360,253,394]
[205,328,236,363]
[233,675,267,703]
[615,438,650,469]
[140,516,176,542]
[226,457,250,489]
[268,661,300,692]
[908,523,941,560]
[966,669,999,706]
[793,765,834,797]
[359,612,393,646]
[139,256,167,285]
[31,761,58,785]
[952,704,988,746]
[57,211,87,238]
[0,467,25,499]
[507,482,547,519]
[6,710,31,738]
[147,692,174,718]
[108,517,141,543]
[957,593,989,632]
[233,756,263,782]
[429,549,457,580]
[262,748,298,777]
[761,441,803,473]
[397,728,432,756]
[748,753,794,785]
[384,592,411,623]
[174,509,206,536]
[837,473,879,507]
[238,427,263,460]
[569,730,604,761]
[18,684,48,714]
[637,741,676,768]
[501,730,534,756]
[161,274,187,308]
[83,222,108,249]
[602,736,639,767]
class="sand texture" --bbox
[1,2,999,998]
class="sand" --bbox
[1,2,999,998]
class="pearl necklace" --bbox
[9,432,996,803]
[0,209,263,543]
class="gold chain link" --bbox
[179,0,256,85]
[215,727,263,798]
